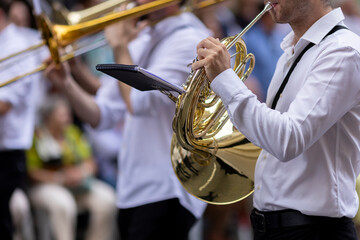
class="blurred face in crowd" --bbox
[46,101,72,132]
[0,1,10,30]
[9,1,31,27]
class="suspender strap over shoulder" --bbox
[270,25,348,110]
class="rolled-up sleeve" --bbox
[95,79,127,130]
[211,46,360,162]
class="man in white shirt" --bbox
[0,0,46,238]
[192,0,360,239]
[45,0,210,239]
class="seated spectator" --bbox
[26,95,117,240]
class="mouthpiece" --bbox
[265,1,274,11]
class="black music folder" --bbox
[96,64,185,94]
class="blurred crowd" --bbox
[1,0,360,239]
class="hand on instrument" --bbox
[105,7,148,65]
[43,58,72,92]
[191,37,231,82]
[105,5,149,49]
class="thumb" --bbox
[43,61,56,77]
[137,20,149,32]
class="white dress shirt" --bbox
[96,12,210,218]
[211,8,360,218]
[0,24,47,150]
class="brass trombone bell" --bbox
[0,0,181,87]
[0,0,228,88]
[0,0,131,64]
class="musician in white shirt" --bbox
[45,0,210,239]
[192,0,360,239]
[0,0,46,238]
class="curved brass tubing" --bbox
[170,2,272,204]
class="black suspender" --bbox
[270,25,348,110]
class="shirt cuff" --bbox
[94,98,114,131]
[210,69,247,105]
[0,92,19,106]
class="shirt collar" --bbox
[301,8,345,45]
[280,8,345,56]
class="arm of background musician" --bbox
[69,57,101,95]
[0,101,12,115]
[93,76,127,131]
[44,61,101,128]
[105,17,149,114]
[211,45,360,162]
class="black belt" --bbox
[0,149,25,158]
[0,149,25,153]
[250,208,349,233]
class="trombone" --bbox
[0,0,182,88]
[48,0,130,25]
[0,0,130,64]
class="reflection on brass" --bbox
[50,0,130,25]
[170,2,272,205]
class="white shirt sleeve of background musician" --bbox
[0,75,33,107]
[211,45,360,162]
[0,25,44,107]
[95,77,127,131]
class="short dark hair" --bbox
[0,0,12,14]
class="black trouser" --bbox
[117,198,196,240]
[251,208,358,240]
[0,150,27,240]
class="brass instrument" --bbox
[0,0,226,88]
[170,2,272,204]
[49,0,130,25]
[0,0,128,63]
[0,0,181,88]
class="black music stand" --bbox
[96,64,185,94]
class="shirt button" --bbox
[263,155,267,160]
[256,186,260,190]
